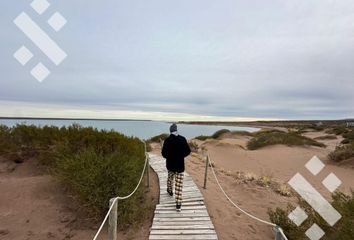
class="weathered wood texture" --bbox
[148,153,218,240]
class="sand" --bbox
[0,156,158,240]
[2,129,353,240]
[151,130,354,240]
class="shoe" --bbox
[167,189,173,196]
[176,204,181,212]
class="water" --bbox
[0,119,259,140]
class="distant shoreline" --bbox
[0,117,152,122]
[179,119,354,127]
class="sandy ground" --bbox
[0,156,158,240]
[2,129,353,240]
[151,130,354,240]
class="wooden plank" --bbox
[151,221,213,226]
[153,217,211,222]
[148,153,218,240]
[161,197,204,204]
[157,201,204,207]
[156,206,207,211]
[150,229,216,235]
[151,225,214,230]
[149,235,218,240]
[155,210,208,214]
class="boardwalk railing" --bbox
[206,153,288,240]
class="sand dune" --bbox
[152,130,354,239]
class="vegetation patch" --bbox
[188,141,199,153]
[268,191,354,239]
[231,130,254,136]
[0,124,149,225]
[211,129,231,139]
[195,135,210,141]
[148,133,169,143]
[247,130,325,150]
[329,143,354,162]
[325,125,349,135]
[314,135,337,140]
[219,169,292,197]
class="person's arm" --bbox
[161,139,168,159]
[183,138,191,157]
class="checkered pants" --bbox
[167,171,184,205]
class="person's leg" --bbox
[167,171,174,196]
[175,172,184,211]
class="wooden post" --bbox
[108,198,118,240]
[203,155,209,189]
[274,226,283,240]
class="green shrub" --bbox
[211,129,230,139]
[188,141,199,153]
[195,135,210,141]
[329,144,354,162]
[231,130,254,136]
[148,133,169,143]
[0,124,149,225]
[268,191,354,239]
[247,130,325,150]
[55,147,146,222]
[194,129,231,140]
[342,130,354,144]
[314,135,338,140]
[326,126,349,135]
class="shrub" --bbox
[0,124,149,225]
[148,133,169,143]
[326,125,349,135]
[247,130,325,150]
[329,144,354,162]
[211,129,230,139]
[231,130,253,136]
[195,135,210,141]
[268,191,354,239]
[55,147,146,222]
[188,141,199,153]
[314,135,337,140]
[342,130,354,143]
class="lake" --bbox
[0,119,259,140]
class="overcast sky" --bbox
[1,0,354,121]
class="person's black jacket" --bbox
[161,134,191,173]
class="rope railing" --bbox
[92,142,149,240]
[207,154,288,240]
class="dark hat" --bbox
[170,123,177,133]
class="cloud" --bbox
[1,0,353,120]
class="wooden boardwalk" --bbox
[148,153,218,240]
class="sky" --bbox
[1,0,354,121]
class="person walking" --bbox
[162,123,191,212]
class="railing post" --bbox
[203,155,209,189]
[108,198,118,240]
[274,225,283,240]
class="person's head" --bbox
[169,123,177,133]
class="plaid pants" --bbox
[167,171,184,205]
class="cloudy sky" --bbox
[1,0,354,121]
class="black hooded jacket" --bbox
[161,134,191,173]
